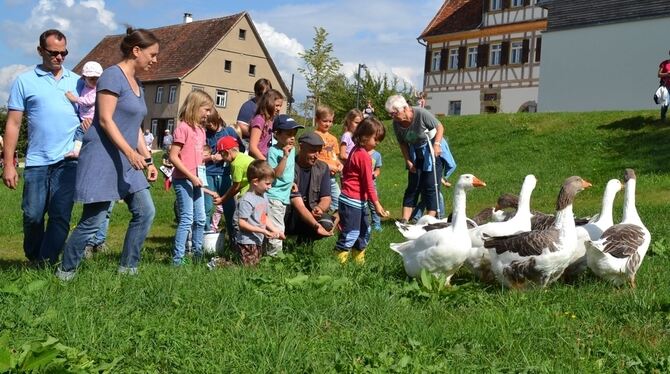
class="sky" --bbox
[0,0,444,106]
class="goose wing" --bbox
[599,224,645,259]
[531,213,555,231]
[484,229,559,256]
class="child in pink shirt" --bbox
[169,90,213,265]
[65,61,103,157]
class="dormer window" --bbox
[490,0,502,10]
[239,29,246,40]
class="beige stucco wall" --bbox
[181,16,287,123]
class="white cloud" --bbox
[2,0,117,55]
[251,0,443,103]
[0,64,32,104]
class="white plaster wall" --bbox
[501,86,539,112]
[427,90,481,116]
[538,17,670,112]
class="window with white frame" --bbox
[512,0,524,7]
[510,41,523,64]
[448,101,461,116]
[151,119,158,134]
[167,119,175,133]
[448,48,459,69]
[215,89,227,108]
[490,44,502,66]
[155,86,163,103]
[168,85,176,103]
[431,50,441,71]
[490,0,502,10]
[467,46,478,68]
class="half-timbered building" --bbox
[419,0,547,115]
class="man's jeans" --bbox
[22,159,77,264]
[60,188,155,272]
[173,179,206,265]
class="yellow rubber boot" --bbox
[351,249,365,265]
[335,250,350,264]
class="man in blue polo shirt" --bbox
[3,29,82,265]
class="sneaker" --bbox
[207,257,232,270]
[55,267,76,281]
[83,244,95,260]
[118,266,138,275]
[95,243,109,254]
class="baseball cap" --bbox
[216,136,239,152]
[82,61,103,77]
[273,114,304,131]
[298,132,324,147]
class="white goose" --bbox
[466,175,536,283]
[485,176,592,289]
[389,174,486,285]
[586,169,650,287]
[563,178,623,280]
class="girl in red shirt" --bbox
[335,117,389,264]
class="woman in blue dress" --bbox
[57,27,160,280]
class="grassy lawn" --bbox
[2,110,670,372]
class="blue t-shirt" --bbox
[205,126,243,176]
[236,98,257,125]
[371,150,382,179]
[7,66,80,166]
[74,65,149,202]
[266,145,295,205]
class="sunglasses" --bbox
[42,48,68,57]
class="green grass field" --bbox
[2,110,670,372]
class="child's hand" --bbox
[65,91,77,103]
[213,196,223,205]
[311,206,324,219]
[189,175,203,188]
[291,183,298,193]
[374,201,389,218]
[282,144,293,158]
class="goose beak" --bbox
[581,180,592,189]
[472,177,486,187]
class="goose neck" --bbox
[622,179,640,223]
[451,186,468,231]
[554,204,575,231]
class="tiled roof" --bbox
[540,0,670,31]
[420,0,484,39]
[74,13,243,82]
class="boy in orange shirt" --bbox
[314,105,343,217]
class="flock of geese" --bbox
[389,169,651,289]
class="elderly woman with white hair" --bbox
[385,94,456,222]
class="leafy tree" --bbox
[0,106,28,158]
[298,27,342,110]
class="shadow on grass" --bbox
[0,258,29,271]
[597,115,670,174]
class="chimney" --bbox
[183,12,193,23]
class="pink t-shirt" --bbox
[250,114,273,157]
[77,84,97,119]
[171,121,206,180]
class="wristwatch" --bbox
[144,157,153,165]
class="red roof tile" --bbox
[420,0,484,39]
[74,13,242,82]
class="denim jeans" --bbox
[402,156,443,214]
[204,174,234,240]
[22,159,77,264]
[411,191,446,221]
[87,201,115,246]
[173,178,206,264]
[329,176,340,212]
[60,188,155,272]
